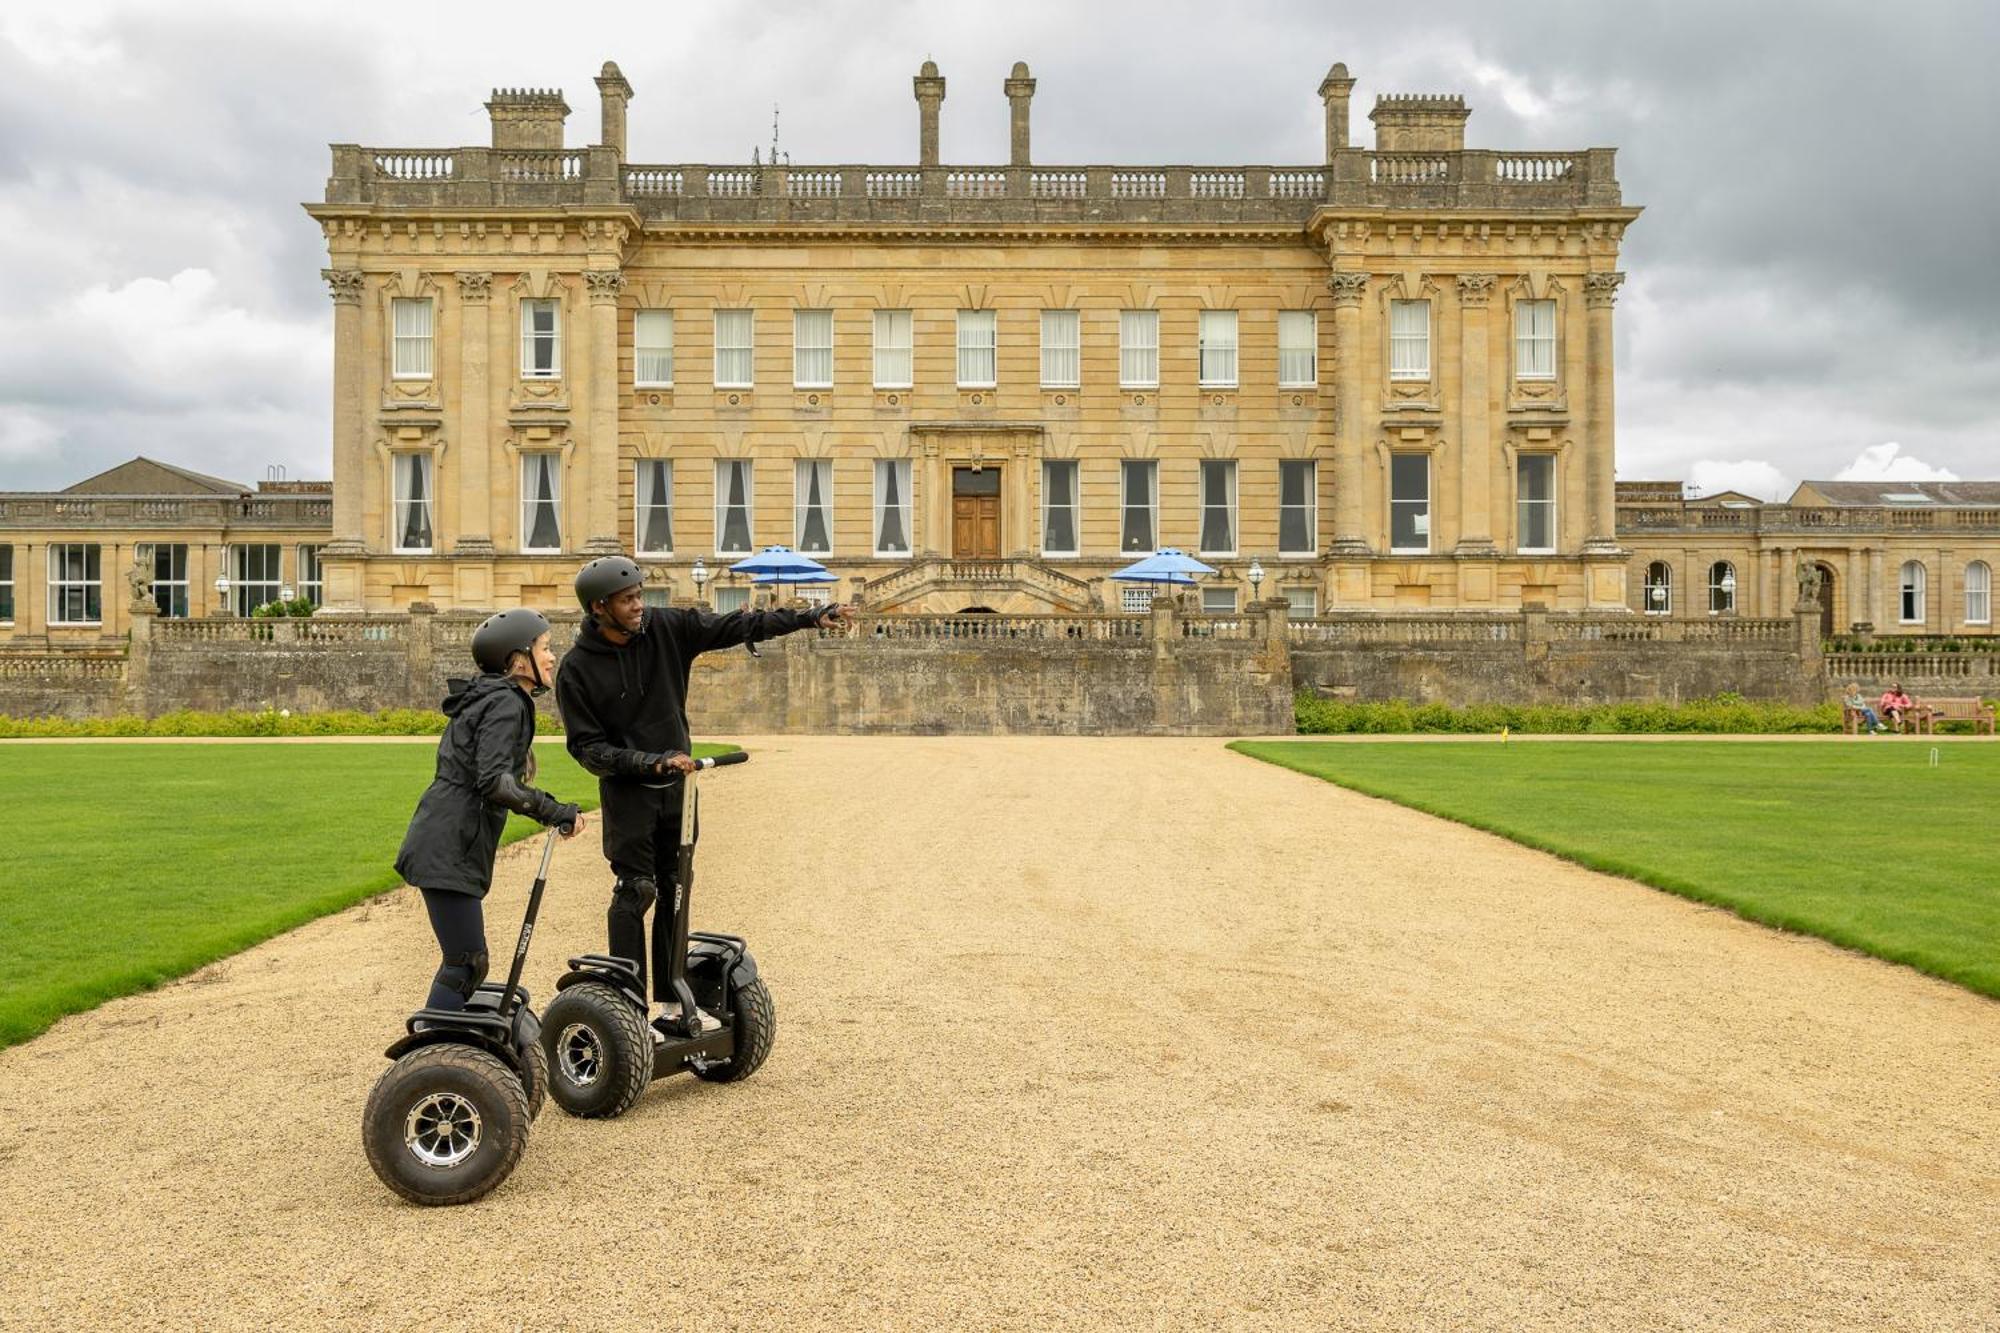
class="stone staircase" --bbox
[860,558,1098,613]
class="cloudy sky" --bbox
[2,0,1994,499]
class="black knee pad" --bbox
[613,876,658,914]
[438,948,489,1001]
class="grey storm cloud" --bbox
[0,0,1994,497]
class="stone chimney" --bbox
[914,60,946,167]
[595,61,634,158]
[487,87,570,151]
[1005,61,1035,166]
[1369,94,1470,153]
[1318,62,1356,158]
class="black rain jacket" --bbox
[394,674,580,898]
[556,604,824,789]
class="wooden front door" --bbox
[951,467,1002,559]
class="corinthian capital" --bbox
[1583,271,1626,307]
[1456,272,1497,306]
[1326,271,1369,306]
[320,268,364,305]
[454,271,493,303]
[583,269,626,303]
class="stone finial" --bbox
[487,86,570,151]
[1369,92,1470,154]
[1004,61,1036,167]
[595,60,634,159]
[1318,61,1357,159]
[914,61,946,167]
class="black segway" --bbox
[362,828,561,1205]
[541,750,774,1119]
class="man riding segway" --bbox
[555,555,848,1037]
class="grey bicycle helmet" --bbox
[471,607,552,679]
[574,555,645,612]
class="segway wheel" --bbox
[362,1045,530,1207]
[691,977,775,1084]
[522,1033,548,1122]
[541,980,652,1118]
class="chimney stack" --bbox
[914,60,946,166]
[595,61,634,159]
[487,87,570,151]
[1370,93,1470,153]
[1005,62,1035,166]
[1318,62,1356,159]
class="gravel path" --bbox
[2,737,1994,1331]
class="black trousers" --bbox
[420,889,487,1011]
[601,781,698,1002]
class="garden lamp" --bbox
[281,584,296,602]
[691,556,708,601]
[1649,583,1665,607]
[1720,570,1737,595]
[1248,558,1264,600]
[214,573,231,611]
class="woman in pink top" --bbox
[1879,683,1913,730]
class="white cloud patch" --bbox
[1687,459,1790,501]
[1834,443,1961,484]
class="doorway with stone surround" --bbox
[951,466,1002,560]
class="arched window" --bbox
[1642,561,1672,615]
[1966,561,1991,626]
[1899,560,1926,624]
[1708,561,1736,614]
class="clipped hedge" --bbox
[1295,692,1849,735]
[0,708,565,739]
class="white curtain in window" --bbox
[715,460,753,554]
[715,309,754,387]
[520,299,561,378]
[1389,300,1430,380]
[1279,460,1316,555]
[1041,310,1080,388]
[1516,299,1556,379]
[392,298,433,378]
[637,459,673,553]
[874,459,911,556]
[1390,454,1430,551]
[521,453,562,551]
[1199,460,1237,554]
[795,459,833,553]
[794,310,833,387]
[1198,310,1238,386]
[873,310,912,387]
[635,310,674,386]
[393,453,434,551]
[1278,311,1316,387]
[957,310,996,386]
[1120,460,1157,553]
[1900,560,1926,622]
[1517,455,1555,552]
[1119,310,1158,387]
[1041,460,1078,555]
[1967,561,1991,624]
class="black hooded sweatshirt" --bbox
[394,674,579,897]
[557,604,825,786]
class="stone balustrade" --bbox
[1618,504,2000,534]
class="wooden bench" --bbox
[1841,703,1884,735]
[1910,697,1997,736]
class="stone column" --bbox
[594,62,633,158]
[1328,270,1371,555]
[1582,271,1625,553]
[1455,273,1497,554]
[583,269,625,553]
[320,268,367,611]
[914,62,946,167]
[1318,62,1355,159]
[1005,63,1034,167]
[453,272,495,556]
[1869,547,1886,627]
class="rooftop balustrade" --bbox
[1617,505,2000,536]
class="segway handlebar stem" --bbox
[494,827,562,1020]
[696,751,749,770]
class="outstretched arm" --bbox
[679,602,847,656]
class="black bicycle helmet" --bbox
[471,608,552,676]
[574,555,645,612]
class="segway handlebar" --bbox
[696,751,749,770]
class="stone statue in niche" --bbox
[1794,558,1823,608]
[127,550,154,613]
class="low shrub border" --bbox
[1295,691,1994,735]
[0,708,558,738]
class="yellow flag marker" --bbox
[1501,726,1510,744]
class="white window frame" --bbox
[297,544,323,608]
[139,542,190,618]
[1278,311,1317,388]
[873,309,913,388]
[1708,561,1736,615]
[1120,584,1154,615]
[1643,561,1673,616]
[391,452,435,554]
[520,298,561,379]
[714,309,754,389]
[714,459,754,556]
[713,585,750,614]
[873,459,913,559]
[519,452,563,554]
[1198,459,1238,557]
[1198,310,1238,388]
[794,459,834,554]
[1119,310,1159,388]
[956,309,997,388]
[1284,587,1318,621]
[636,459,674,555]
[1119,460,1159,555]
[1389,454,1431,554]
[1040,309,1080,388]
[1389,299,1430,381]
[1967,560,1992,626]
[1515,299,1557,381]
[1040,460,1080,558]
[1201,586,1239,616]
[0,544,14,623]
[392,297,433,380]
[635,310,674,387]
[1279,460,1318,557]
[230,543,281,616]
[1516,454,1557,554]
[1900,560,1926,624]
[793,309,833,389]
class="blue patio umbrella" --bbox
[1110,548,1217,589]
[729,545,831,580]
[751,570,839,585]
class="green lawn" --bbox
[1233,740,2000,999]
[0,740,730,1047]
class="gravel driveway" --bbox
[1,737,1994,1331]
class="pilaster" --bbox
[583,268,625,553]
[1582,271,1624,554]
[453,272,495,556]
[320,267,367,612]
[1454,273,1497,555]
[1327,270,1370,558]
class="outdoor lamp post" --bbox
[1649,583,1666,610]
[1248,558,1264,601]
[690,557,708,605]
[214,573,231,614]
[1719,569,1737,613]
[280,584,295,603]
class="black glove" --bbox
[552,801,581,834]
